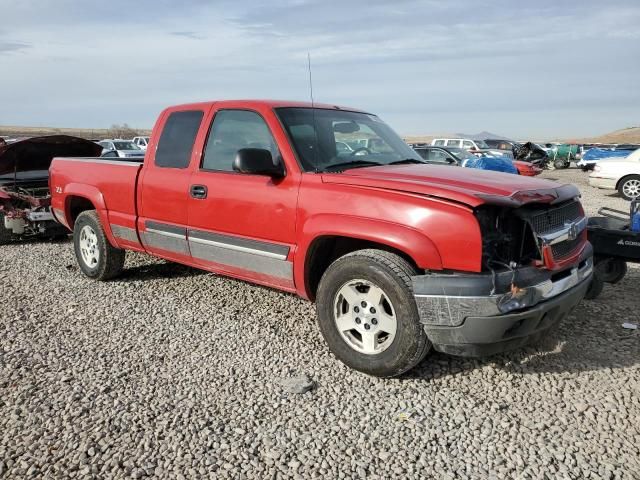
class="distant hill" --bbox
[563,126,640,144]
[455,131,511,141]
[403,131,511,144]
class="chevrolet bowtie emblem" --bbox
[566,220,579,241]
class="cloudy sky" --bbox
[1,0,638,138]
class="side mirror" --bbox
[233,148,284,177]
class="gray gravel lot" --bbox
[1,168,639,479]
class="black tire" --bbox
[73,210,125,280]
[595,257,627,284]
[0,212,12,245]
[617,175,640,201]
[316,249,431,377]
[584,269,604,300]
[554,159,568,169]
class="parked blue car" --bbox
[461,155,519,174]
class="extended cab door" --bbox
[138,108,205,263]
[187,106,299,290]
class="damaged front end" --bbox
[412,191,593,357]
[0,182,65,238]
[0,135,101,243]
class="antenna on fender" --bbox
[308,52,319,173]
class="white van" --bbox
[431,138,489,150]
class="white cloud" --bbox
[0,0,638,138]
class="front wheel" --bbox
[618,175,640,201]
[73,210,125,280]
[316,249,431,377]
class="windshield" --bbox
[474,140,490,149]
[276,108,422,172]
[447,147,476,160]
[113,141,140,150]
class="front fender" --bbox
[295,214,443,298]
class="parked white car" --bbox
[430,138,506,157]
[589,149,640,200]
[431,138,485,150]
[132,136,150,150]
[98,140,145,159]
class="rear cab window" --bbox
[446,140,462,147]
[155,110,204,168]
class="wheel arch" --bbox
[296,215,443,301]
[63,185,117,247]
[66,196,97,227]
[303,235,421,301]
[615,173,640,191]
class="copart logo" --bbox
[618,239,640,247]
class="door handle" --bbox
[190,185,208,199]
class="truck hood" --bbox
[0,135,102,176]
[321,164,579,207]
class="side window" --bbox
[414,149,428,160]
[462,140,474,149]
[433,139,445,146]
[427,150,448,162]
[155,110,204,168]
[202,110,279,172]
[446,140,461,147]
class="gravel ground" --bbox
[1,167,639,479]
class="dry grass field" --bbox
[0,125,151,140]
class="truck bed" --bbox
[49,157,143,249]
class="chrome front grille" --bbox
[551,235,584,259]
[529,201,582,235]
[523,200,585,263]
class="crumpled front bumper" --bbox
[412,244,593,356]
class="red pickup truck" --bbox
[49,100,593,377]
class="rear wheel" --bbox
[316,249,431,377]
[618,175,640,201]
[73,210,125,280]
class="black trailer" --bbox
[585,202,640,299]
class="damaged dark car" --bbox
[0,135,102,244]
